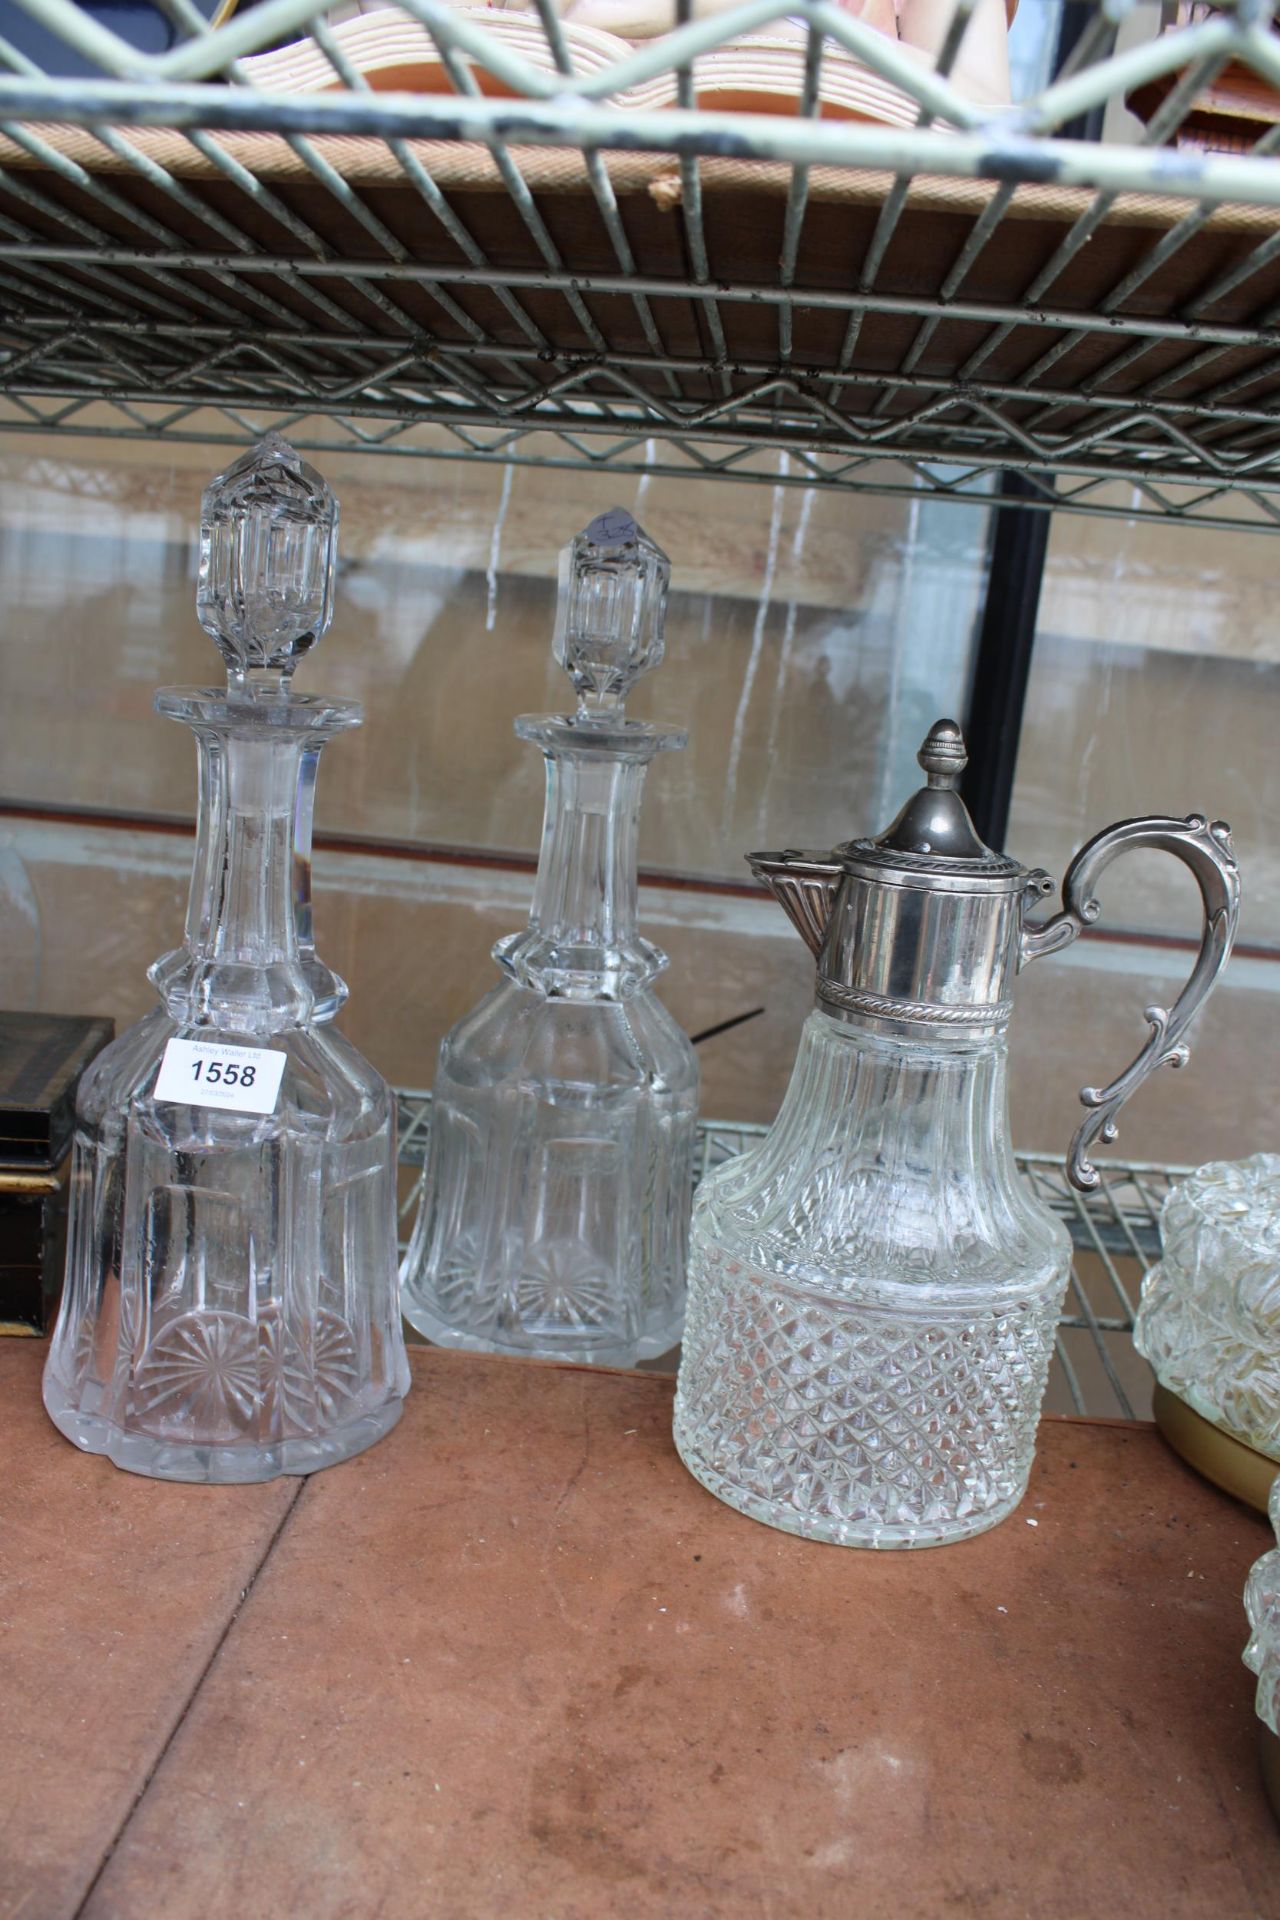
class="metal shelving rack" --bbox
[395,1093,1181,1419]
[1,1,1280,528]
[0,2,1256,1416]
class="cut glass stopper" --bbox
[552,507,670,714]
[197,433,338,680]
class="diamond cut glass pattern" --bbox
[674,1015,1070,1547]
[680,1274,1059,1535]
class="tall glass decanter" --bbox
[401,508,698,1366]
[43,436,410,1483]
[675,720,1240,1548]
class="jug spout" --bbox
[747,849,843,957]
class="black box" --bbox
[0,1012,114,1335]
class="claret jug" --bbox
[673,720,1241,1548]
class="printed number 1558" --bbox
[192,1059,257,1089]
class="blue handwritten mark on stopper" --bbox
[585,507,639,548]
[554,510,671,710]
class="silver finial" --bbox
[872,717,989,862]
[917,720,968,788]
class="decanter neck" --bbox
[533,748,645,944]
[291,738,348,1022]
[788,1014,1021,1191]
[149,687,358,1035]
[495,718,684,1001]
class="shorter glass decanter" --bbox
[401,508,699,1366]
[43,436,410,1482]
[675,720,1240,1548]
[1136,1153,1280,1461]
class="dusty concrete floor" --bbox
[3,1338,1274,1920]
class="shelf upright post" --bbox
[959,469,1051,851]
[958,0,1119,848]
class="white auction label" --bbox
[153,1037,287,1115]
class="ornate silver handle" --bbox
[1019,815,1241,1194]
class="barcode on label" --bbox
[153,1038,287,1115]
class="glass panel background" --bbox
[1010,503,1280,954]
[0,436,1275,1167]
[0,438,988,878]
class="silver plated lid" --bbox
[837,719,1024,893]
[749,720,1042,1036]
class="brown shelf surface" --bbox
[1,1340,1274,1919]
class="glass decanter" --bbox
[674,719,1240,1548]
[43,435,410,1483]
[401,508,699,1366]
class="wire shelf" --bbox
[395,1089,1183,1421]
[3,3,1280,526]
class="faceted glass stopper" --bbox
[197,433,338,679]
[552,507,670,712]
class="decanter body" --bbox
[675,720,1240,1548]
[676,1016,1069,1547]
[43,438,410,1482]
[402,510,698,1366]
